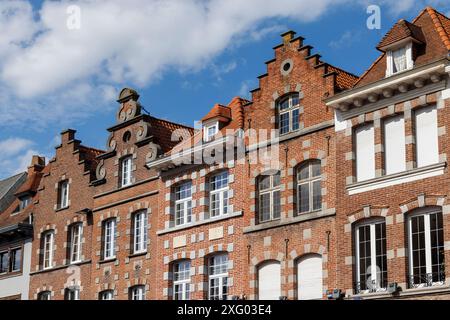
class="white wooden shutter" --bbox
[415,105,439,167]
[355,124,375,181]
[297,255,323,300]
[384,115,406,175]
[258,261,281,300]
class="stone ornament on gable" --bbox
[96,159,106,180]
[136,120,151,142]
[116,88,142,123]
[146,142,162,163]
[107,133,117,152]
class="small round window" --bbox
[123,131,131,143]
[280,59,293,76]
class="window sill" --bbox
[157,211,243,236]
[30,260,91,275]
[128,252,147,259]
[243,208,336,234]
[99,258,117,265]
[0,271,23,280]
[349,284,450,300]
[55,206,70,213]
[347,162,446,195]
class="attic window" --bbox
[19,196,32,211]
[204,122,219,142]
[386,43,413,77]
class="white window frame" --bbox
[65,288,80,300]
[386,42,413,77]
[43,231,54,270]
[258,173,281,223]
[204,121,219,142]
[297,161,322,214]
[121,156,133,187]
[133,211,148,254]
[100,290,114,300]
[130,286,145,300]
[354,220,387,294]
[209,172,229,218]
[208,254,229,300]
[383,115,406,175]
[19,196,31,211]
[355,123,376,182]
[69,223,83,264]
[173,260,191,301]
[103,219,116,260]
[174,182,192,226]
[59,180,69,209]
[407,208,445,288]
[415,105,439,168]
[278,93,300,135]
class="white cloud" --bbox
[0,0,440,130]
[238,79,257,99]
[0,138,37,177]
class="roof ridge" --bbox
[149,115,194,131]
[328,64,359,79]
[425,6,450,50]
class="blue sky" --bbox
[0,0,449,179]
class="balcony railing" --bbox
[408,270,446,289]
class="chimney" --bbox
[28,155,45,174]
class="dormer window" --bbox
[19,196,32,211]
[386,42,413,77]
[204,122,219,142]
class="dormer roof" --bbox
[376,19,425,51]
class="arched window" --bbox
[278,93,300,135]
[68,223,83,264]
[99,290,114,300]
[297,161,321,214]
[41,230,55,270]
[407,207,445,288]
[208,253,228,300]
[173,260,191,300]
[209,171,229,218]
[258,172,281,223]
[354,219,387,294]
[132,211,148,254]
[37,291,51,300]
[129,285,145,300]
[258,261,281,300]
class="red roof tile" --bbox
[377,19,425,50]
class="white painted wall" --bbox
[0,239,32,300]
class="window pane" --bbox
[311,162,321,177]
[291,94,300,107]
[292,109,300,131]
[279,97,290,110]
[298,165,309,181]
[312,180,322,211]
[259,176,271,190]
[272,173,281,187]
[211,172,228,190]
[298,183,310,213]
[0,252,8,273]
[279,113,290,135]
[273,190,281,219]
[411,215,427,285]
[259,193,271,222]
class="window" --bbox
[120,156,133,187]
[19,196,32,211]
[0,247,22,274]
[173,261,191,300]
[204,122,219,142]
[0,251,7,274]
[407,208,445,288]
[210,172,229,218]
[69,223,83,263]
[415,105,439,168]
[58,180,69,209]
[65,288,80,300]
[383,115,406,175]
[208,254,228,300]
[354,220,387,294]
[37,291,52,300]
[297,161,321,214]
[258,172,281,223]
[130,286,145,300]
[42,231,54,270]
[133,211,148,254]
[174,182,192,226]
[386,43,413,76]
[102,219,116,260]
[278,93,300,135]
[297,255,323,300]
[99,290,114,300]
[355,124,375,182]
